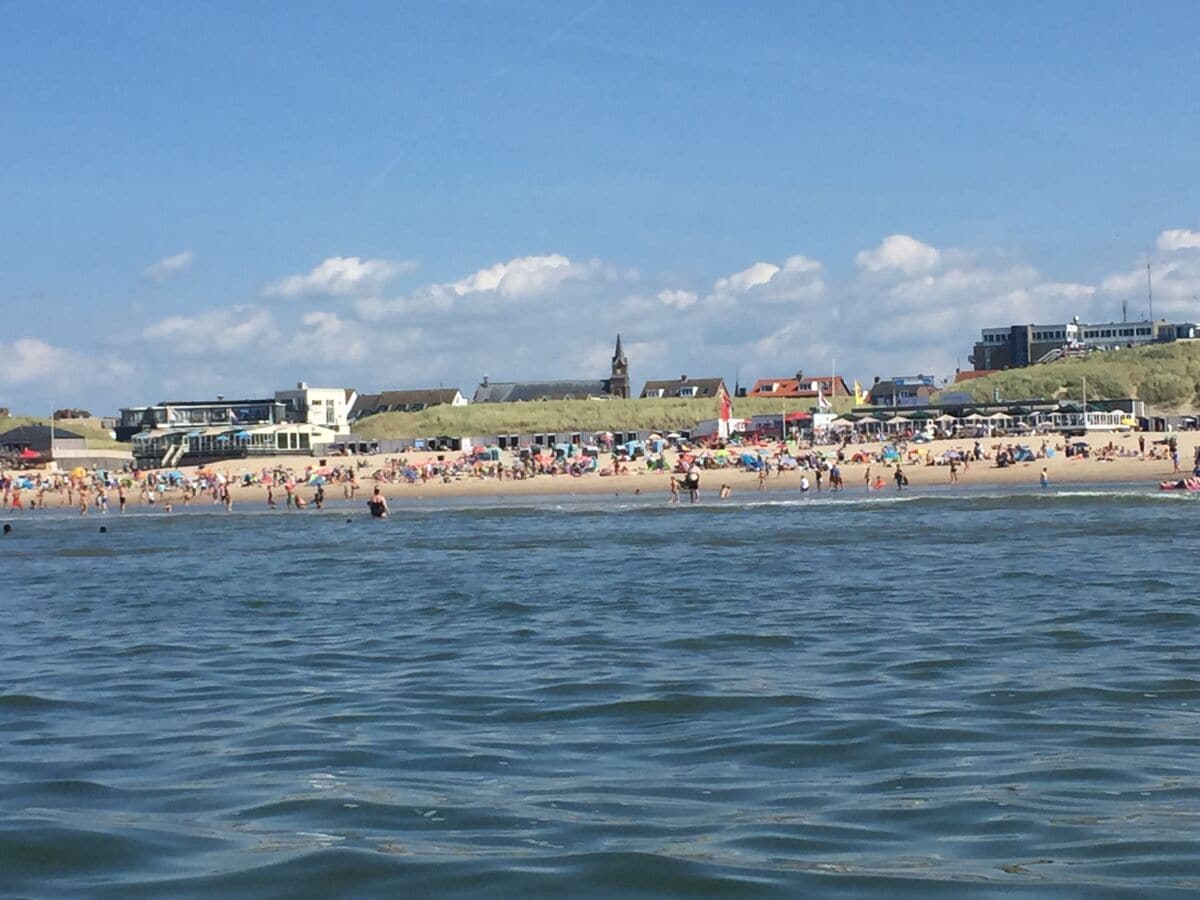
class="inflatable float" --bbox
[1159,477,1200,491]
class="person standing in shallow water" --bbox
[368,486,389,518]
[1040,467,1049,490]
[685,463,701,503]
[894,465,905,491]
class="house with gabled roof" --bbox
[749,371,851,399]
[640,375,729,401]
[350,389,467,421]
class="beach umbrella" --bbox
[935,413,957,423]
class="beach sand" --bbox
[5,431,1194,511]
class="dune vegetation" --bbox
[0,415,125,450]
[352,395,856,439]
[942,342,1200,409]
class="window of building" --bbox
[678,386,697,398]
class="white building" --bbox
[274,383,353,432]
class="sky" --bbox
[3,0,1200,413]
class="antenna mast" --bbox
[1147,262,1154,321]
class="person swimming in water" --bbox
[368,487,389,518]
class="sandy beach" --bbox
[4,430,1196,513]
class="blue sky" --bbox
[3,1,1200,412]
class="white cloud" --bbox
[449,254,590,298]
[264,256,416,298]
[23,228,1200,416]
[0,338,74,383]
[855,234,941,275]
[143,307,277,354]
[1157,229,1200,253]
[657,289,698,309]
[713,261,780,294]
[285,311,367,362]
[0,337,133,393]
[144,250,195,282]
[355,254,622,320]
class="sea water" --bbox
[1,486,1198,898]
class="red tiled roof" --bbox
[748,376,849,397]
[954,370,999,382]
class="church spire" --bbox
[609,332,630,399]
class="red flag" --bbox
[719,391,732,421]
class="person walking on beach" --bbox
[949,458,959,484]
[668,476,680,504]
[1040,467,1049,490]
[799,474,810,495]
[864,466,871,489]
[1139,434,1146,457]
[894,465,906,491]
[814,467,823,492]
[757,467,767,493]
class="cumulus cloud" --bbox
[144,250,195,282]
[0,338,74,383]
[21,229,1200,415]
[656,289,698,309]
[449,254,596,298]
[355,254,624,320]
[1157,229,1200,253]
[0,337,133,391]
[285,311,368,362]
[264,256,416,298]
[713,261,780,294]
[855,234,941,275]
[143,307,277,354]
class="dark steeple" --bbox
[609,333,630,399]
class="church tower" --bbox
[609,333,630,399]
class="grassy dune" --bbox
[352,395,856,439]
[941,341,1200,409]
[0,415,125,450]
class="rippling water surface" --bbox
[2,487,1199,898]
